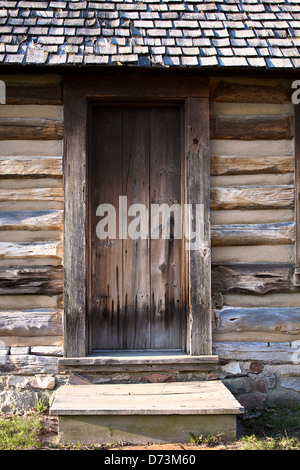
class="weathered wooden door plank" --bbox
[90,107,123,350]
[149,106,182,349]
[122,107,151,349]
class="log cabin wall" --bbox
[210,76,300,407]
[0,72,299,410]
[0,74,64,407]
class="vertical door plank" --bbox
[122,108,151,348]
[149,107,182,349]
[185,98,212,355]
[90,107,123,349]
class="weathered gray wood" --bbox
[65,75,209,99]
[210,185,294,210]
[0,309,62,337]
[211,222,295,246]
[58,350,218,373]
[0,104,63,120]
[211,172,293,188]
[63,76,210,357]
[0,117,63,140]
[212,245,294,264]
[63,95,87,357]
[0,140,63,157]
[211,263,293,295]
[0,210,62,231]
[0,157,62,177]
[51,381,242,415]
[58,363,218,374]
[0,188,63,202]
[6,84,62,105]
[52,381,241,444]
[186,97,211,355]
[213,341,298,364]
[210,115,294,140]
[0,265,63,294]
[294,103,300,267]
[211,209,294,226]
[210,139,293,158]
[213,306,300,342]
[210,79,291,104]
[0,241,62,259]
[121,107,151,349]
[149,107,182,349]
[0,354,58,374]
[31,346,63,356]
[210,155,294,176]
[90,106,124,350]
[210,102,292,116]
[221,293,300,308]
[0,336,62,347]
[90,106,182,350]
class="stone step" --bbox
[50,380,244,445]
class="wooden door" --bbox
[89,104,183,350]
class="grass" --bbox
[0,412,43,450]
[238,404,300,450]
[0,404,299,450]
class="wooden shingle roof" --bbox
[1,0,300,68]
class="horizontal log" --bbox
[210,115,294,140]
[211,222,295,246]
[210,102,293,116]
[0,105,63,120]
[0,354,58,374]
[211,209,294,226]
[212,262,293,295]
[0,118,63,140]
[211,173,293,189]
[0,309,62,337]
[0,336,63,347]
[212,245,294,264]
[210,185,294,210]
[0,230,62,243]
[210,155,294,176]
[0,210,63,231]
[6,84,62,105]
[0,241,63,259]
[223,293,300,308]
[0,187,63,202]
[213,307,300,342]
[0,294,60,310]
[210,139,293,158]
[0,74,62,86]
[30,346,63,356]
[0,140,63,157]
[210,80,291,104]
[0,157,62,177]
[0,265,63,294]
[213,341,299,364]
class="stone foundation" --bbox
[0,346,299,412]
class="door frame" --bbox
[63,72,211,357]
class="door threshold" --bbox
[58,350,219,373]
[91,349,184,356]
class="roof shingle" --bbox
[0,0,300,68]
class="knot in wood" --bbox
[256,284,265,292]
